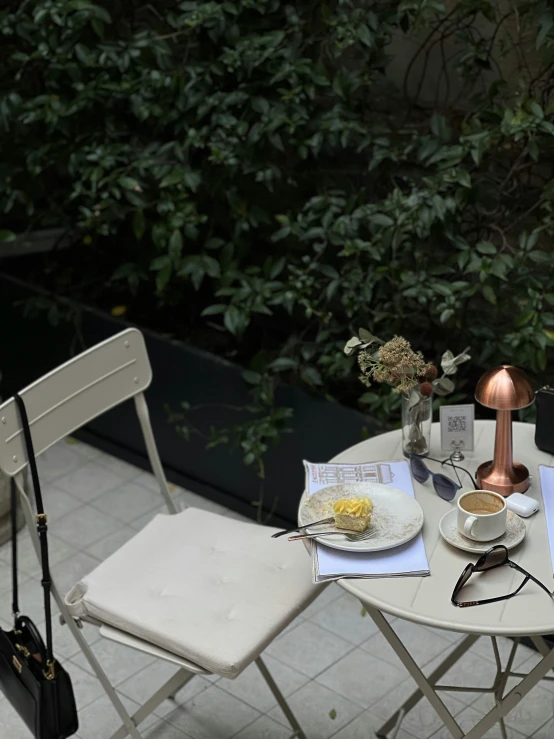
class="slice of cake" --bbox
[333,497,372,532]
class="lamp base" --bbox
[476,460,530,496]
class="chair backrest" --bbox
[0,328,152,477]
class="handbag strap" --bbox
[11,477,18,617]
[12,393,54,667]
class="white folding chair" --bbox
[0,328,322,739]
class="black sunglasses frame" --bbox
[409,455,476,501]
[452,545,553,608]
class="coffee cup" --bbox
[457,490,507,542]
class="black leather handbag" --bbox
[0,393,78,738]
[535,386,554,455]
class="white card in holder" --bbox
[440,404,474,453]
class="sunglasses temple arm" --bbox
[454,591,522,608]
[511,563,553,597]
[452,463,462,489]
[454,577,530,608]
[457,465,477,488]
[439,457,477,488]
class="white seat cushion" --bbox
[65,508,321,678]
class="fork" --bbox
[288,528,377,542]
[271,516,335,538]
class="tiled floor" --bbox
[1,438,554,739]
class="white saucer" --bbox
[439,508,526,554]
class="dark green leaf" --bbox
[155,263,172,292]
[150,255,170,271]
[370,214,394,228]
[516,311,535,327]
[224,305,242,335]
[529,101,544,119]
[271,226,291,242]
[242,370,262,385]
[528,139,539,162]
[357,25,373,47]
[434,284,452,297]
[168,230,183,263]
[201,304,227,316]
[529,251,550,264]
[269,357,298,372]
[483,285,497,305]
[430,113,451,141]
[537,11,554,49]
[301,366,323,385]
[118,176,140,190]
[456,169,471,188]
[270,256,286,278]
[160,170,183,188]
[0,230,16,242]
[476,241,496,255]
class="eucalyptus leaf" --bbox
[359,328,383,344]
[441,348,471,375]
[344,336,363,355]
[407,389,422,411]
[433,376,455,396]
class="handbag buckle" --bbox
[12,655,22,674]
[43,660,55,680]
[35,514,48,524]
[15,642,30,658]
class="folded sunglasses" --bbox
[452,544,553,607]
[409,455,477,501]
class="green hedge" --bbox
[2,0,554,465]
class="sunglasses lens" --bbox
[411,457,429,483]
[477,547,508,571]
[433,474,457,501]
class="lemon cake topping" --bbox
[333,497,372,532]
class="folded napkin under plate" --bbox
[304,459,430,583]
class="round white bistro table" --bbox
[312,420,554,739]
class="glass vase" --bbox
[401,389,432,457]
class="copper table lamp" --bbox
[475,365,534,496]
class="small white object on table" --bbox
[301,419,554,739]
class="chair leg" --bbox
[109,668,195,739]
[255,657,306,739]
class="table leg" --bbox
[492,637,518,739]
[530,635,552,659]
[367,607,466,739]
[462,642,554,739]
[375,631,478,738]
[368,606,554,739]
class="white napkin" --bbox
[539,465,554,573]
[304,460,430,582]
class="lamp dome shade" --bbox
[475,365,534,411]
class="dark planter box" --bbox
[0,274,381,526]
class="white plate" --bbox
[299,482,424,553]
[439,508,526,554]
